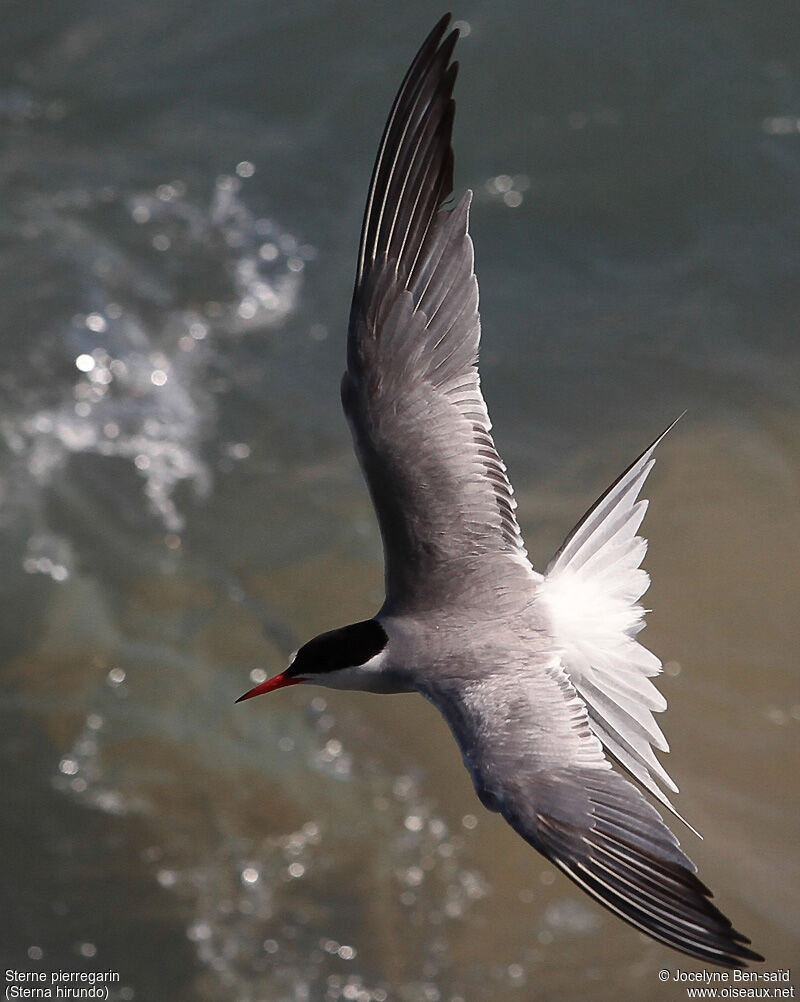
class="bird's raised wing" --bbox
[342,15,532,611]
[537,422,691,826]
[431,659,761,967]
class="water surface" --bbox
[1,3,798,999]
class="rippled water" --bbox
[2,3,798,1000]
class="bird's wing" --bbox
[431,660,761,967]
[342,16,534,611]
[537,420,691,827]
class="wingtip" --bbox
[529,775,764,969]
[429,13,453,48]
[437,30,461,86]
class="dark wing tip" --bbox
[353,16,461,299]
[512,769,763,968]
[433,12,453,35]
[532,803,763,967]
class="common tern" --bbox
[238,15,762,968]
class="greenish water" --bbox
[1,3,798,999]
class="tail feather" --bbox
[539,418,694,828]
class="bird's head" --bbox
[236,619,392,700]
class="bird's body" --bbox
[238,15,762,968]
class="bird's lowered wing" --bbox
[432,659,761,967]
[342,15,532,610]
[537,421,691,826]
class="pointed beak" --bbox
[235,671,304,703]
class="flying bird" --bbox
[238,14,762,968]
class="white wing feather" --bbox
[537,418,699,835]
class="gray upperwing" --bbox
[427,660,762,968]
[343,17,532,610]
